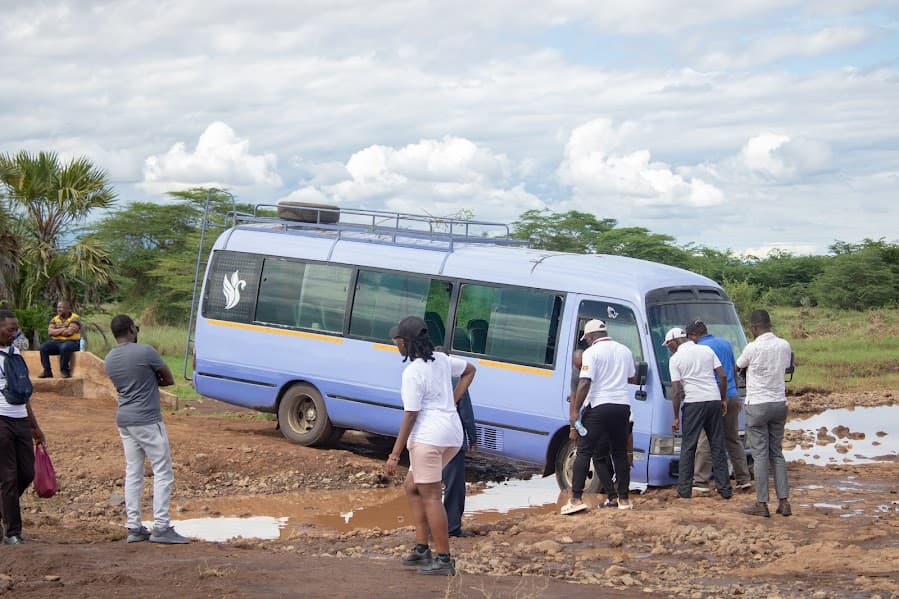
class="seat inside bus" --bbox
[424,311,446,347]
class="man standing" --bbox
[737,310,793,518]
[442,370,477,539]
[665,327,733,499]
[687,320,752,493]
[38,300,81,379]
[562,319,635,514]
[104,314,189,544]
[0,309,46,544]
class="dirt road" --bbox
[6,384,898,598]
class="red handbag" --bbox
[34,444,57,498]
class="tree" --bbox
[512,210,616,253]
[86,187,251,324]
[0,151,116,307]
[811,247,897,310]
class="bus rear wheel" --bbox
[554,438,602,494]
[278,384,333,446]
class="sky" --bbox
[2,0,898,256]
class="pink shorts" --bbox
[407,442,459,484]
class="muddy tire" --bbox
[277,384,333,446]
[554,438,602,494]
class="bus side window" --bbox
[453,327,471,352]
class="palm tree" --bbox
[0,150,117,306]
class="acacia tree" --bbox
[0,151,116,306]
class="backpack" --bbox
[0,349,33,405]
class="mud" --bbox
[6,381,898,598]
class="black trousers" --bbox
[572,403,630,501]
[40,339,80,374]
[678,401,732,497]
[0,416,35,538]
[442,446,466,535]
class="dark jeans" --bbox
[40,339,80,374]
[0,416,35,538]
[442,447,466,535]
[678,401,732,497]
[572,403,630,501]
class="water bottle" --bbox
[574,419,588,436]
[79,338,85,351]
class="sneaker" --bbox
[718,491,733,500]
[600,498,619,508]
[560,499,588,515]
[449,529,475,538]
[37,372,53,379]
[617,499,633,511]
[3,535,24,545]
[418,555,455,576]
[736,482,753,491]
[692,485,711,494]
[742,502,770,518]
[60,371,72,379]
[401,545,432,566]
[127,526,151,543]
[149,526,190,544]
[776,500,792,517]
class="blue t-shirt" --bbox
[697,334,738,398]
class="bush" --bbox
[811,249,897,310]
[722,279,758,325]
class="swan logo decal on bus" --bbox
[223,270,246,310]
[607,306,619,319]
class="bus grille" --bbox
[476,426,503,451]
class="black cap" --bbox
[389,315,427,340]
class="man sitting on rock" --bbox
[38,300,81,379]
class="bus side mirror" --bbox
[785,352,795,383]
[634,361,648,401]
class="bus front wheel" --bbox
[278,384,333,446]
[554,438,602,494]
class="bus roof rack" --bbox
[231,203,530,251]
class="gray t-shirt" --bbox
[104,342,166,427]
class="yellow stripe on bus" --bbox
[477,359,553,376]
[372,342,399,352]
[207,319,345,343]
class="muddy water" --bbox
[785,405,898,465]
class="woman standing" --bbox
[385,316,475,576]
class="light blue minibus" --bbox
[190,205,747,490]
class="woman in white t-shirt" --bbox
[386,316,475,577]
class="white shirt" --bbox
[669,340,723,403]
[579,337,635,407]
[0,345,28,418]
[401,352,465,447]
[736,331,792,405]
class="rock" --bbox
[604,565,630,578]
[107,494,125,507]
[609,532,625,547]
[559,535,574,544]
[43,575,61,582]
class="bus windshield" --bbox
[647,302,747,385]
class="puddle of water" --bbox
[145,516,287,542]
[177,475,650,541]
[785,406,898,465]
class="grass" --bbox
[769,306,899,393]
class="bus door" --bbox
[573,298,650,484]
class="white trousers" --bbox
[118,422,174,531]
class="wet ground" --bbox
[10,377,899,598]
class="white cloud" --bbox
[738,242,819,258]
[558,118,725,208]
[141,122,282,192]
[280,136,544,223]
[738,133,833,179]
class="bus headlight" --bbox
[650,435,682,455]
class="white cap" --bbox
[662,327,686,346]
[580,319,607,340]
